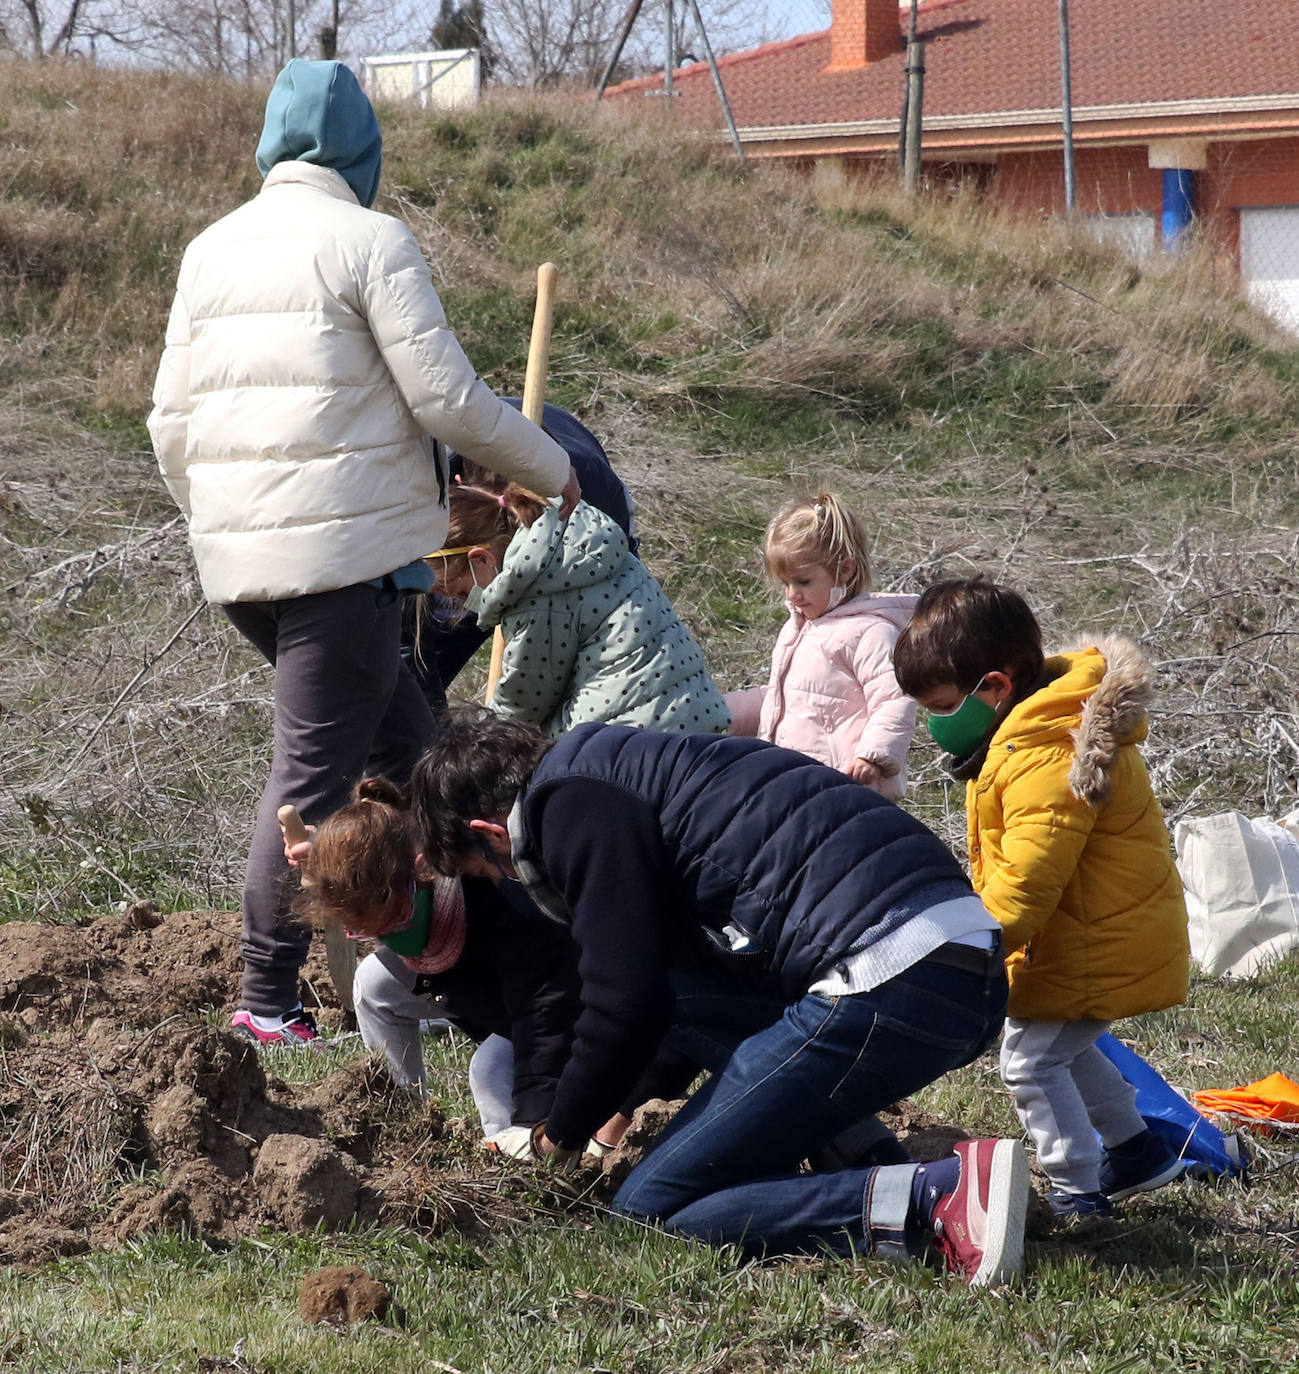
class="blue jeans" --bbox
[612,953,1007,1259]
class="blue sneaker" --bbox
[1099,1129,1188,1202]
[1047,1189,1114,1220]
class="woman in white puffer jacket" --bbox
[147,58,577,1044]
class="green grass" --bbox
[4,981,1297,1373]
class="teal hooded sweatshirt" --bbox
[255,58,382,208]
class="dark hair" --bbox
[296,776,415,936]
[892,577,1044,698]
[410,707,553,875]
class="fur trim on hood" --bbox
[1068,635,1153,808]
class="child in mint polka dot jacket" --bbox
[429,485,730,736]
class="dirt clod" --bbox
[298,1265,391,1325]
[253,1134,361,1231]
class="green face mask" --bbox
[926,679,999,758]
[377,885,432,957]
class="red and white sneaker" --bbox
[230,1007,320,1048]
[930,1139,1029,1287]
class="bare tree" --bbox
[482,0,798,89]
[118,0,426,73]
[0,0,140,56]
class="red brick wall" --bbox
[818,132,1299,266]
[995,145,1162,219]
[990,136,1299,258]
[1202,137,1299,259]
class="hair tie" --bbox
[498,493,509,509]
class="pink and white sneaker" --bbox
[930,1138,1029,1286]
[230,1007,320,1048]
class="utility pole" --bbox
[319,0,339,59]
[902,0,924,192]
[1058,0,1077,214]
[663,0,674,100]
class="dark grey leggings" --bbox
[225,581,439,1015]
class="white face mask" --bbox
[462,561,493,617]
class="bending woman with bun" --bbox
[295,777,692,1156]
[294,776,578,1138]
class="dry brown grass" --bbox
[5,58,1295,438]
[3,60,1299,918]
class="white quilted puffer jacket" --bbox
[148,161,568,603]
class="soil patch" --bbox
[0,909,346,1031]
[0,908,1011,1268]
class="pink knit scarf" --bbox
[401,877,468,975]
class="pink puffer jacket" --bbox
[727,592,919,800]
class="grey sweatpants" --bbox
[1000,1017,1146,1194]
[354,943,514,1137]
[225,582,438,1017]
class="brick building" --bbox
[606,0,1299,328]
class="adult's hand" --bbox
[557,464,581,519]
[534,1128,581,1169]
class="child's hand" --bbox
[277,804,316,868]
[848,757,883,786]
[483,1125,536,1160]
[284,826,316,867]
[484,1124,580,1169]
[849,756,899,786]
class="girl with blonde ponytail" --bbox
[428,486,729,736]
[726,491,919,798]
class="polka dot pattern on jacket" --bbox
[473,501,730,737]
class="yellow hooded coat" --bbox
[967,638,1190,1021]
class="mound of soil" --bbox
[0,909,243,1029]
[0,908,1006,1268]
[0,910,468,1267]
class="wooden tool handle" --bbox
[486,263,560,706]
[277,804,309,847]
[520,261,558,426]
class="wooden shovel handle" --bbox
[277,804,310,847]
[521,261,559,425]
[486,262,560,705]
[277,803,356,1013]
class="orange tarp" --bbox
[1193,1073,1299,1124]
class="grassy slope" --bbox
[3,58,1299,1372]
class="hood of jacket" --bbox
[255,59,381,207]
[993,636,1152,809]
[791,589,917,632]
[478,502,630,624]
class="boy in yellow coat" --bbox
[894,578,1191,1218]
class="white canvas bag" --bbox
[1174,810,1299,978]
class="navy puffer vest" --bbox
[522,724,971,997]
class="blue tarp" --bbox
[1096,1033,1247,1180]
